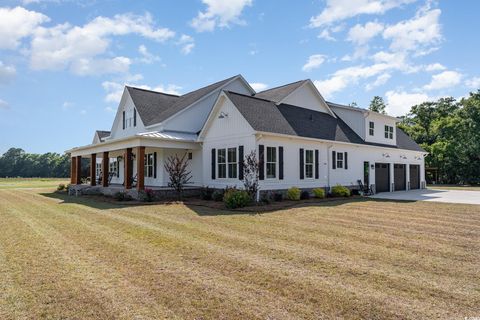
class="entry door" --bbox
[375,163,390,193]
[394,164,406,191]
[410,165,420,189]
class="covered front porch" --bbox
[67,133,201,192]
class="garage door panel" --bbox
[375,163,390,193]
[394,164,406,191]
[410,165,420,189]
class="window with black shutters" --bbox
[337,152,344,169]
[217,149,227,178]
[266,147,276,179]
[227,148,237,178]
[144,153,154,177]
[305,149,314,178]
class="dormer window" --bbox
[369,121,374,136]
[123,108,137,129]
[384,125,393,139]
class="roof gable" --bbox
[254,80,307,102]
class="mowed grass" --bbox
[0,178,69,189]
[0,187,479,319]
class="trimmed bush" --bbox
[273,192,283,202]
[224,189,251,209]
[200,187,214,200]
[57,184,66,191]
[212,190,224,202]
[113,191,132,201]
[312,188,325,199]
[331,185,351,197]
[260,192,272,204]
[300,190,310,200]
[139,188,155,202]
[286,187,301,201]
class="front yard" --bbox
[0,183,478,319]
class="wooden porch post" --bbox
[75,156,82,185]
[124,148,133,189]
[90,154,96,186]
[136,146,145,191]
[70,156,76,184]
[102,151,109,187]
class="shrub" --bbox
[57,183,66,191]
[224,189,251,209]
[331,185,351,197]
[312,188,325,199]
[212,189,224,202]
[260,192,272,204]
[286,187,301,201]
[113,191,131,201]
[139,188,155,202]
[273,192,283,202]
[200,186,214,200]
[300,190,310,200]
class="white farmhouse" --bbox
[67,75,426,196]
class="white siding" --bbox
[163,78,252,133]
[109,92,146,140]
[364,112,397,146]
[282,83,331,114]
[330,107,366,140]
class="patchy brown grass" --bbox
[0,187,479,319]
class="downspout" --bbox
[327,144,333,190]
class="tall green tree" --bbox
[369,96,387,114]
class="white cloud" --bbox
[0,6,49,50]
[191,0,252,32]
[310,0,415,28]
[465,77,480,89]
[62,101,73,110]
[383,8,442,52]
[249,82,268,92]
[138,45,161,64]
[385,90,432,116]
[30,12,175,75]
[365,73,391,90]
[0,61,16,85]
[176,34,195,55]
[424,63,445,72]
[347,21,384,45]
[0,99,9,110]
[302,54,326,72]
[423,70,462,91]
[318,29,336,41]
[102,81,124,103]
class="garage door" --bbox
[394,164,406,191]
[375,163,390,193]
[410,165,420,189]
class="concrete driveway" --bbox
[370,188,480,205]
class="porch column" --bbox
[124,148,133,189]
[75,156,82,185]
[90,153,96,186]
[102,151,109,187]
[136,146,145,191]
[70,156,76,184]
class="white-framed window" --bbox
[266,146,277,179]
[109,160,118,176]
[227,148,237,178]
[144,153,154,178]
[217,149,227,179]
[384,125,394,139]
[96,163,102,177]
[337,152,344,169]
[369,121,374,136]
[305,149,314,178]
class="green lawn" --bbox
[0,183,478,319]
[0,178,69,190]
[428,184,480,191]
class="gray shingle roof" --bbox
[127,75,240,126]
[224,91,424,152]
[96,130,110,139]
[254,80,307,103]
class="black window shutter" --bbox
[299,148,304,180]
[122,111,125,129]
[117,158,120,177]
[344,152,348,170]
[238,146,244,180]
[258,145,265,180]
[211,148,216,180]
[315,149,319,179]
[153,152,157,178]
[332,151,336,169]
[279,146,284,180]
[133,108,137,127]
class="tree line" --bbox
[369,91,480,184]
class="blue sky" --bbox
[0,0,479,154]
